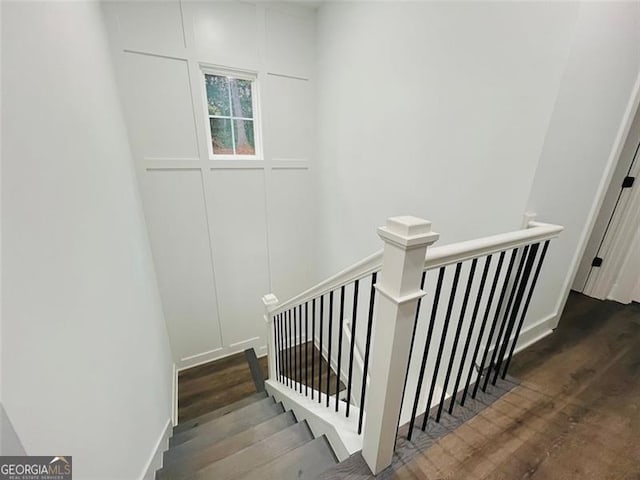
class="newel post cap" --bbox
[262,293,279,313]
[377,216,439,249]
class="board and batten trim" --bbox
[108,0,317,369]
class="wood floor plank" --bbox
[320,292,640,479]
[162,412,297,469]
[234,436,338,480]
[191,422,314,480]
[170,399,283,447]
[171,293,640,480]
[174,392,267,434]
[178,352,269,423]
[279,341,346,395]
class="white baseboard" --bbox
[177,339,267,371]
[172,363,178,426]
[139,418,172,480]
[514,312,557,355]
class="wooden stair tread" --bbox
[161,411,297,470]
[174,392,267,434]
[170,398,283,448]
[189,421,314,480]
[234,436,338,480]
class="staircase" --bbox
[158,215,564,478]
[156,391,338,480]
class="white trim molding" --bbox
[139,419,172,480]
[265,379,362,461]
[584,138,640,300]
[172,363,178,426]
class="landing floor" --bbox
[324,292,640,479]
[178,351,268,422]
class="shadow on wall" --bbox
[0,404,26,456]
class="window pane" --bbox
[210,118,234,154]
[205,74,230,116]
[229,78,253,118]
[234,119,255,155]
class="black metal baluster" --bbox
[475,248,518,396]
[422,263,461,430]
[461,251,504,406]
[436,260,477,422]
[407,267,444,441]
[501,241,549,378]
[280,314,285,383]
[311,298,316,400]
[400,271,427,436]
[293,307,297,389]
[274,313,280,382]
[294,306,298,391]
[287,309,292,387]
[274,314,279,382]
[488,245,530,387]
[280,312,287,383]
[326,291,334,407]
[346,279,359,418]
[358,272,378,435]
[299,304,303,393]
[282,311,286,385]
[305,302,309,397]
[492,243,539,384]
[319,295,324,404]
[336,285,346,412]
[448,256,491,414]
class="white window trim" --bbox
[200,65,263,161]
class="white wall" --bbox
[102,1,318,368]
[315,1,640,336]
[572,104,640,294]
[524,1,640,327]
[315,1,579,278]
[2,2,174,478]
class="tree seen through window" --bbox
[205,74,256,156]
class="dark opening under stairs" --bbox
[157,389,338,480]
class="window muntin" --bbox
[204,72,258,158]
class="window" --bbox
[203,70,259,159]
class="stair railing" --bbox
[263,216,562,474]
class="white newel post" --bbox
[362,216,439,474]
[262,293,279,381]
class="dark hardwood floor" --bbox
[320,291,640,479]
[178,342,344,423]
[179,292,640,479]
[178,351,268,423]
[278,340,346,397]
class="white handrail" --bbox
[272,221,563,315]
[273,250,383,315]
[424,221,563,270]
